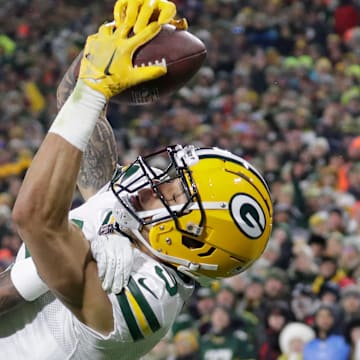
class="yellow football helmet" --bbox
[111,145,273,285]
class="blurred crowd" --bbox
[1,0,360,359]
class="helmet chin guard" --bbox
[111,144,273,282]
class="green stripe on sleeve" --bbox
[70,219,84,229]
[128,277,161,333]
[25,245,31,258]
[102,211,112,225]
[117,291,144,341]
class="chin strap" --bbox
[177,266,217,287]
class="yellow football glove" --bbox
[114,0,188,35]
[79,21,167,99]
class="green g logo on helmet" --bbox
[229,193,266,239]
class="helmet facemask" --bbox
[111,144,204,234]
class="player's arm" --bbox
[12,127,113,329]
[0,55,113,316]
[57,52,117,201]
[12,2,169,335]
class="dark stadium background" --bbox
[1,1,360,359]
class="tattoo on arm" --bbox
[56,52,81,111]
[78,114,117,199]
[56,51,118,199]
[0,268,25,316]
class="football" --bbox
[72,24,207,105]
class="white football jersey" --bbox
[1,183,194,359]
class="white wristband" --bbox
[10,258,49,301]
[49,80,106,151]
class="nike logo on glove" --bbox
[138,277,158,299]
[104,49,117,76]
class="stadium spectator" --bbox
[258,300,294,360]
[278,322,315,360]
[303,304,350,360]
[199,305,256,360]
[344,317,360,360]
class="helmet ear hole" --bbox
[182,236,204,249]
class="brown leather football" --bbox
[73,24,207,105]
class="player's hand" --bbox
[79,19,166,99]
[114,0,178,35]
[90,234,134,294]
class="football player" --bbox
[0,1,273,358]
